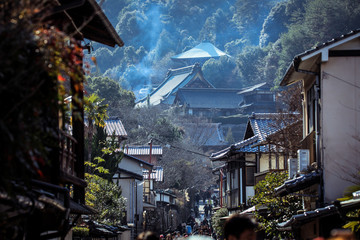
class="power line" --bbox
[322,71,360,89]
[151,137,210,157]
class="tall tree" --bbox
[84,93,108,163]
[86,76,135,117]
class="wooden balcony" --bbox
[59,130,86,188]
[300,130,316,166]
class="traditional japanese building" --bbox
[0,0,123,238]
[275,29,360,239]
[136,63,214,107]
[210,113,292,214]
[174,88,244,118]
[238,82,277,114]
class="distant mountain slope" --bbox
[90,0,360,98]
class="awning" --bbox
[275,171,321,197]
[277,198,360,231]
[143,202,157,209]
[277,205,336,231]
[70,199,97,215]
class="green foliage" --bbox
[72,227,89,237]
[126,106,183,144]
[85,156,110,175]
[202,56,237,88]
[84,93,108,128]
[273,0,360,85]
[86,75,135,117]
[88,125,123,181]
[250,171,302,239]
[235,46,268,86]
[211,208,228,239]
[340,180,360,233]
[85,173,126,225]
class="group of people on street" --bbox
[137,214,256,240]
[137,214,356,240]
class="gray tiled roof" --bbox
[210,113,286,160]
[136,64,213,107]
[104,119,127,138]
[210,135,270,160]
[123,145,163,156]
[248,113,282,142]
[175,88,243,109]
[274,171,321,197]
[277,197,360,230]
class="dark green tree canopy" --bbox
[86,75,135,117]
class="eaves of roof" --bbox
[274,171,321,197]
[210,136,262,161]
[136,65,198,106]
[280,29,360,86]
[252,120,302,147]
[116,167,143,181]
[237,82,269,95]
[54,0,124,47]
[277,198,360,230]
[277,205,336,230]
[122,153,153,168]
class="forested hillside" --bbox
[90,0,360,100]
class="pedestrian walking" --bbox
[223,214,256,240]
[204,204,209,218]
[194,205,199,218]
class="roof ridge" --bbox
[250,112,280,119]
[234,135,258,149]
[166,64,196,78]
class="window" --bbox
[231,170,238,189]
[307,86,316,134]
[246,167,255,186]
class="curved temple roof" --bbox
[172,42,229,60]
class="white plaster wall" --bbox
[118,178,134,223]
[118,156,144,175]
[321,56,360,203]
